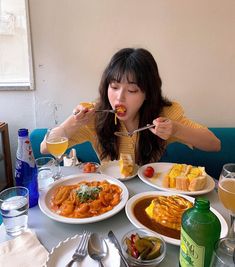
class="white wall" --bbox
[1,0,235,165]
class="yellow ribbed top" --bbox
[68,102,205,163]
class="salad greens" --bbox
[76,184,102,203]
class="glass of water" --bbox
[0,186,29,236]
[35,156,55,190]
[210,237,235,266]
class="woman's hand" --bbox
[40,104,95,154]
[150,116,221,151]
[149,117,174,140]
[72,104,95,126]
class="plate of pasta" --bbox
[38,173,129,224]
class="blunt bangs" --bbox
[106,56,145,90]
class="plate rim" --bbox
[138,162,215,195]
[38,173,129,224]
[100,160,139,181]
[45,233,121,267]
[125,190,228,246]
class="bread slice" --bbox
[188,175,206,191]
[119,153,134,177]
[163,164,188,188]
[163,164,207,191]
[175,176,190,191]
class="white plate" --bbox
[125,191,228,246]
[38,173,129,224]
[138,162,215,195]
[100,160,139,181]
[45,233,120,267]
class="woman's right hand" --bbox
[40,103,95,154]
[72,103,95,126]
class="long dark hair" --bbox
[95,48,172,165]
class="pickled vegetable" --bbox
[135,238,153,253]
[125,233,162,260]
[146,241,161,260]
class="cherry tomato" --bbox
[144,166,154,178]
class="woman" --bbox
[41,48,220,165]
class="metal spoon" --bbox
[88,233,108,267]
[114,124,155,137]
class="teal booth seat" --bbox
[160,128,235,180]
[30,128,235,180]
[29,128,100,163]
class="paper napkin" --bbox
[63,148,80,166]
[0,230,48,267]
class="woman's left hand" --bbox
[149,117,174,140]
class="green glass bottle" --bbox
[179,198,221,267]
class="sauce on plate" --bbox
[133,197,180,239]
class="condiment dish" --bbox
[121,228,166,266]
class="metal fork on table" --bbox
[65,230,91,267]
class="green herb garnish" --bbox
[76,184,102,203]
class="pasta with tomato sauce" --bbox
[50,180,122,218]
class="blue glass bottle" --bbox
[15,128,39,207]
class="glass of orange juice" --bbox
[218,163,235,250]
[45,127,68,179]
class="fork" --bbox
[95,109,117,114]
[114,124,155,137]
[65,230,91,267]
[73,109,116,115]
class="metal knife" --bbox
[108,230,130,267]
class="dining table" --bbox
[0,166,230,267]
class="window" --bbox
[0,0,34,90]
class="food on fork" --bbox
[114,105,127,125]
[115,105,127,115]
[162,164,207,191]
[145,195,193,231]
[80,102,95,109]
[119,153,134,177]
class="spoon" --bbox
[88,233,108,267]
[114,124,155,137]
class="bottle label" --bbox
[16,137,35,168]
[179,227,205,267]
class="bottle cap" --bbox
[18,128,29,137]
[195,197,210,210]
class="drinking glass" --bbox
[35,156,55,190]
[45,127,68,179]
[0,186,29,236]
[210,237,235,266]
[218,163,235,240]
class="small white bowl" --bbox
[79,162,100,173]
[121,228,166,267]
